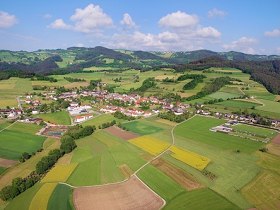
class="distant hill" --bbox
[0,46,280,93]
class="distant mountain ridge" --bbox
[0,46,280,94]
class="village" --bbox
[0,89,279,131]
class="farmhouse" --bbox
[74,114,93,123]
[210,125,233,133]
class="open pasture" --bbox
[123,120,163,135]
[68,131,146,186]
[37,111,71,125]
[175,115,263,153]
[0,122,46,160]
[169,146,210,171]
[163,188,240,210]
[256,99,280,114]
[233,124,277,140]
[47,184,74,210]
[73,175,164,210]
[129,136,170,156]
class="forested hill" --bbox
[177,56,280,94]
[0,46,280,93]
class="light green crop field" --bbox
[172,116,268,208]
[137,164,185,202]
[256,99,280,114]
[217,100,261,109]
[47,184,74,210]
[0,78,32,107]
[0,122,46,160]
[122,120,163,135]
[82,114,123,128]
[68,130,146,186]
[175,116,263,153]
[37,111,71,125]
[5,183,42,210]
[163,188,240,210]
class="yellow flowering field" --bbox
[129,136,170,155]
[29,183,57,210]
[41,163,77,183]
[170,146,210,171]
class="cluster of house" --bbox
[100,105,152,117]
[0,108,22,119]
[18,117,43,125]
[66,103,93,124]
[197,109,280,129]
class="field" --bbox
[47,184,74,210]
[169,146,210,171]
[129,136,170,156]
[105,126,139,140]
[123,120,163,135]
[233,124,277,140]
[41,164,77,183]
[29,183,57,210]
[73,175,164,210]
[82,113,123,127]
[37,111,71,125]
[68,130,146,186]
[163,188,240,210]
[0,122,46,160]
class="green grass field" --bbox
[37,111,71,125]
[163,188,240,210]
[47,184,74,210]
[82,114,123,127]
[256,99,280,114]
[5,183,42,210]
[122,120,163,135]
[217,100,261,109]
[68,130,146,186]
[0,122,46,160]
[137,164,185,202]
[175,116,263,153]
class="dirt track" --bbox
[105,126,139,140]
[73,175,164,210]
[272,133,280,145]
[0,158,17,168]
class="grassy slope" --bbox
[47,184,74,210]
[68,130,146,186]
[37,111,71,125]
[0,122,46,160]
[5,183,42,210]
[163,188,240,210]
[173,115,265,208]
[122,120,163,135]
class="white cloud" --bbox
[49,4,113,33]
[158,31,179,42]
[0,11,17,28]
[70,4,113,33]
[196,27,221,38]
[223,37,258,54]
[49,19,71,29]
[265,28,280,37]
[159,11,198,28]
[121,13,136,28]
[208,8,226,18]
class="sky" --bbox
[0,0,280,54]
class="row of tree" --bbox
[158,111,190,123]
[113,111,136,121]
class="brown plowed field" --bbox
[105,126,139,140]
[0,158,17,168]
[152,158,203,190]
[272,133,280,145]
[73,175,164,210]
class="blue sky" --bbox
[0,0,280,54]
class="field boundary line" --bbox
[133,114,197,175]
[0,120,17,133]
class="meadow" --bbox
[37,111,71,125]
[0,122,46,160]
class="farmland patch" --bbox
[105,126,139,140]
[73,175,164,210]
